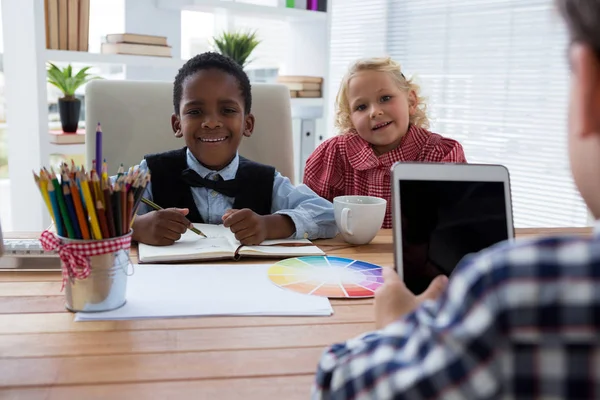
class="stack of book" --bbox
[101,33,172,58]
[277,76,323,98]
[45,0,90,51]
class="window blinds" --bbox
[327,0,388,129]
[327,0,588,227]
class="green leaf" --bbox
[46,62,103,97]
[212,30,261,68]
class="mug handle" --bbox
[341,207,353,235]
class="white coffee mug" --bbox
[334,196,387,245]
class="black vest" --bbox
[145,147,275,223]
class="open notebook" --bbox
[138,223,325,263]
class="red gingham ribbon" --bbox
[39,230,132,289]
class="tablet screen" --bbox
[398,180,510,294]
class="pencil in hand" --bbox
[139,197,207,238]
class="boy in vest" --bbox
[313,0,600,398]
[132,52,337,246]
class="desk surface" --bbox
[0,227,592,399]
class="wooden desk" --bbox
[0,228,592,399]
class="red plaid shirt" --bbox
[303,125,467,228]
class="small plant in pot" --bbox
[46,63,101,133]
[212,30,261,68]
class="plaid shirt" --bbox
[312,232,600,399]
[303,125,466,228]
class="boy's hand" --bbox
[222,208,268,245]
[132,208,192,246]
[374,267,448,329]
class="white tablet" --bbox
[391,163,514,294]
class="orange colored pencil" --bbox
[69,179,90,240]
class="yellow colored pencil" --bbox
[33,171,54,222]
[79,172,103,240]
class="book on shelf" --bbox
[45,0,90,51]
[49,128,85,145]
[106,33,168,47]
[294,0,307,9]
[58,0,67,50]
[280,82,321,91]
[138,223,325,263]
[45,0,60,50]
[67,0,78,51]
[79,0,90,51]
[285,0,326,11]
[277,75,324,84]
[279,76,323,98]
[297,90,322,98]
[101,42,172,57]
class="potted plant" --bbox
[212,30,261,68]
[46,63,101,133]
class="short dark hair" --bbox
[172,52,252,115]
[557,0,600,55]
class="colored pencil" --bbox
[50,170,75,238]
[79,172,103,240]
[46,180,65,237]
[121,182,127,235]
[69,178,90,240]
[113,181,123,237]
[32,147,150,240]
[33,171,54,223]
[63,183,82,239]
[96,200,110,239]
[95,123,102,175]
[102,180,116,238]
[127,191,134,231]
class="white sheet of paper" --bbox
[75,264,333,321]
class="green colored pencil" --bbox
[50,172,75,238]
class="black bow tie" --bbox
[181,169,239,197]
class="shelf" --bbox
[156,0,327,22]
[45,50,186,69]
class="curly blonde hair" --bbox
[335,57,429,133]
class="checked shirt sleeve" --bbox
[312,251,506,400]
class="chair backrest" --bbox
[85,80,295,181]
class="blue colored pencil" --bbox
[46,180,65,237]
[63,183,82,239]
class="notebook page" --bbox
[138,224,238,263]
[240,239,325,257]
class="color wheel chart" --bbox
[267,256,384,299]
